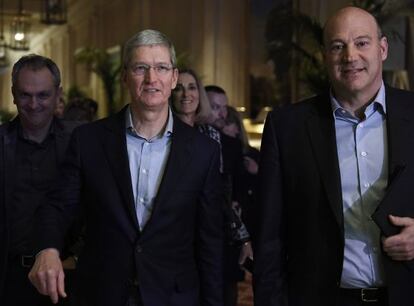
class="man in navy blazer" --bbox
[29,29,224,306]
[254,7,414,306]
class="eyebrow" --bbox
[328,35,373,44]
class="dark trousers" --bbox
[337,288,389,306]
[3,258,53,306]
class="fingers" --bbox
[382,216,414,261]
[57,269,67,300]
[46,269,59,304]
[389,215,414,227]
[28,248,66,303]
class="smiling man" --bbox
[0,55,78,306]
[254,7,414,306]
[29,30,224,306]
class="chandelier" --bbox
[41,0,67,25]
[9,0,30,51]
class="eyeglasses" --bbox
[128,63,174,76]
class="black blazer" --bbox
[36,107,225,306]
[253,86,414,306]
[0,117,77,297]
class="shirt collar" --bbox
[330,82,386,118]
[125,105,173,140]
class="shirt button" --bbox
[361,151,367,157]
[364,183,370,188]
[142,169,147,174]
[136,245,143,253]
[139,197,144,203]
[360,123,364,128]
[373,247,378,253]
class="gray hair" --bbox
[122,29,177,68]
[12,54,61,89]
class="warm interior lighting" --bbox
[14,32,24,41]
[9,0,30,51]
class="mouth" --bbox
[180,99,193,104]
[341,67,365,77]
[143,88,160,93]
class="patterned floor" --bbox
[237,273,253,306]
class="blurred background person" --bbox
[64,97,98,123]
[54,97,66,119]
[222,106,259,237]
[172,70,252,306]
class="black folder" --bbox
[372,165,414,236]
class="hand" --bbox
[28,248,67,304]
[62,256,77,270]
[382,215,414,261]
[239,241,253,265]
[243,156,258,175]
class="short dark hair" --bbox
[12,54,61,89]
[205,85,226,95]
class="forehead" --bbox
[207,92,227,105]
[15,67,55,90]
[324,9,378,43]
[178,73,196,83]
[130,45,171,64]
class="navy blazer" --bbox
[36,107,225,306]
[253,86,414,306]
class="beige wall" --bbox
[0,0,249,117]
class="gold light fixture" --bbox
[9,0,30,51]
[41,0,67,25]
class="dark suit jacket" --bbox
[253,86,414,306]
[0,117,77,297]
[36,107,224,306]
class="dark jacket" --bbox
[254,86,414,306]
[36,107,225,306]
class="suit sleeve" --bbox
[35,128,83,253]
[197,143,225,306]
[253,111,287,306]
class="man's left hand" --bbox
[382,215,414,261]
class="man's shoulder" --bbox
[267,93,330,123]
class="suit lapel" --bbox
[143,117,193,231]
[306,96,344,231]
[385,87,413,178]
[102,108,139,229]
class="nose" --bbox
[343,45,356,62]
[27,96,38,109]
[144,67,157,83]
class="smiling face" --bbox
[324,7,388,100]
[123,44,178,112]
[172,72,200,118]
[12,67,61,132]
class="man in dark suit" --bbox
[29,29,224,306]
[254,7,414,306]
[0,55,78,305]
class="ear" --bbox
[171,68,178,90]
[380,36,388,61]
[11,86,16,105]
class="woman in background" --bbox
[172,68,253,306]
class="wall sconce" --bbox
[9,0,30,51]
[41,0,67,25]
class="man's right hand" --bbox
[28,248,67,304]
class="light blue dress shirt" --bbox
[331,83,388,288]
[125,106,173,230]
